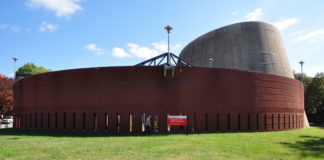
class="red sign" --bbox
[168,115,187,126]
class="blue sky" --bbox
[1,0,323,77]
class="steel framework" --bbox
[135,52,192,67]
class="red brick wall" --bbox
[13,66,305,133]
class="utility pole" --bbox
[299,61,304,83]
[12,57,18,79]
[164,25,173,65]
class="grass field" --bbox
[0,127,323,160]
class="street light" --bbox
[12,57,18,79]
[164,25,173,65]
[208,58,214,68]
[299,61,304,83]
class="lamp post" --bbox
[299,61,304,83]
[12,57,18,79]
[164,25,173,65]
[208,58,214,68]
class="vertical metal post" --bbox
[299,61,304,83]
[12,57,18,79]
[164,25,173,66]
[167,30,170,65]
[167,29,170,55]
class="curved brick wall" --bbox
[13,66,305,133]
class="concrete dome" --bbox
[179,21,294,78]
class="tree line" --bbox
[294,72,324,123]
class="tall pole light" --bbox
[208,58,214,68]
[12,57,18,79]
[299,60,304,83]
[164,25,173,65]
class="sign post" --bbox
[167,115,188,135]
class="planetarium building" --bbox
[13,21,306,134]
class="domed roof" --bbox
[179,21,293,78]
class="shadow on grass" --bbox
[0,128,169,138]
[280,135,324,159]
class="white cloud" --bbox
[26,0,83,18]
[245,8,263,21]
[112,42,182,59]
[152,42,168,52]
[112,47,132,58]
[273,17,299,31]
[295,28,324,42]
[39,22,59,32]
[128,43,159,59]
[85,43,104,55]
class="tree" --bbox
[0,76,14,116]
[305,72,324,115]
[294,71,324,123]
[293,71,312,89]
[16,63,51,76]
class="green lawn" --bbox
[0,127,323,160]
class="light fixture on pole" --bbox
[12,57,18,78]
[208,58,214,68]
[299,60,304,83]
[164,25,173,65]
